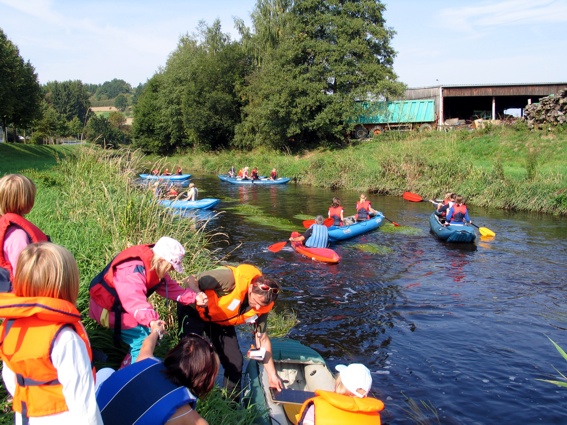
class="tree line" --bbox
[1,0,405,152]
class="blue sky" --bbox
[1,0,565,88]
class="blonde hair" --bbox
[0,174,37,216]
[14,242,79,304]
[151,255,173,280]
[359,194,367,200]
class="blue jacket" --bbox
[96,357,197,425]
[305,224,329,248]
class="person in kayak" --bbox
[296,363,384,425]
[95,321,219,425]
[328,197,345,226]
[270,168,278,180]
[0,174,49,293]
[186,183,198,201]
[251,167,260,180]
[355,194,378,222]
[445,195,472,225]
[434,192,455,218]
[290,215,329,248]
[177,264,283,401]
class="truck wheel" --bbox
[370,125,384,136]
[419,123,433,132]
[354,125,369,139]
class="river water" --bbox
[183,174,567,424]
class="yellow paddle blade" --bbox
[479,227,495,237]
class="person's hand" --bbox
[196,291,208,307]
[268,372,284,391]
[149,320,166,339]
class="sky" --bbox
[0,0,566,88]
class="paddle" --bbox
[383,216,400,227]
[268,241,289,253]
[403,191,424,202]
[470,223,496,237]
[302,218,334,228]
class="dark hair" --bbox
[250,275,281,304]
[331,197,341,208]
[163,335,220,397]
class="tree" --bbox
[114,94,128,111]
[85,115,122,149]
[234,0,405,150]
[44,80,91,124]
[0,28,42,142]
[95,79,132,100]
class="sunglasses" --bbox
[256,283,281,294]
[185,333,215,353]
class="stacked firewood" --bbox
[524,89,567,128]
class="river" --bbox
[182,174,567,424]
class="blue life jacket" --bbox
[96,357,197,425]
[305,224,329,248]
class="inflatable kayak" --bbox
[217,175,290,185]
[242,338,336,425]
[140,173,192,181]
[289,232,340,264]
[429,213,476,243]
[327,212,385,242]
[159,198,220,210]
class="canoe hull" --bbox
[327,212,385,242]
[217,175,290,185]
[159,198,220,210]
[290,232,340,264]
[243,338,336,425]
[429,213,476,243]
[140,174,192,181]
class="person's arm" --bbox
[256,331,283,391]
[465,209,472,224]
[445,207,454,224]
[4,226,31,272]
[156,274,208,307]
[52,327,103,424]
[340,208,344,221]
[166,404,208,425]
[113,261,160,327]
[137,320,166,362]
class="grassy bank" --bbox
[0,144,275,424]
[146,124,567,215]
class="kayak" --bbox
[403,191,424,202]
[429,213,476,243]
[242,338,336,425]
[159,198,220,210]
[217,175,290,185]
[289,232,340,264]
[140,173,192,181]
[327,212,385,242]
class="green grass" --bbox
[150,125,567,215]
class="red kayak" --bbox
[403,191,423,202]
[289,232,340,264]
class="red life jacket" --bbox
[297,390,384,425]
[356,201,371,220]
[197,265,274,325]
[449,204,467,223]
[0,213,49,292]
[89,245,161,343]
[328,206,343,226]
[0,294,94,419]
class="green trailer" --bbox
[352,99,436,138]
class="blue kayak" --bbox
[429,213,476,243]
[217,175,290,185]
[159,198,220,210]
[140,174,192,181]
[327,212,385,242]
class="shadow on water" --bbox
[180,174,567,424]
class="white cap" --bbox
[335,363,372,398]
[152,237,185,273]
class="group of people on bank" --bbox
[291,194,379,249]
[0,173,385,424]
[228,166,278,181]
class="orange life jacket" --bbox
[328,206,343,226]
[356,200,371,220]
[0,294,94,419]
[449,203,467,223]
[297,390,384,425]
[198,265,274,325]
[0,213,49,292]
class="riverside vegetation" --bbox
[0,123,566,423]
[155,124,567,216]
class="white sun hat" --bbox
[335,363,372,398]
[152,237,185,273]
